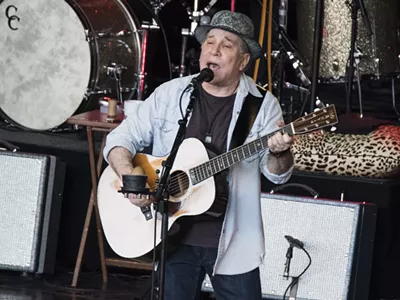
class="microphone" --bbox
[285,235,304,249]
[188,68,214,88]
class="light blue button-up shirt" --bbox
[103,73,293,275]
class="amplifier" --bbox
[0,150,65,274]
[202,193,377,300]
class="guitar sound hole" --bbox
[169,170,189,198]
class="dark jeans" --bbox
[164,244,262,300]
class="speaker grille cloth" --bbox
[259,196,359,300]
[0,154,47,272]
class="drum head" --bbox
[0,0,91,130]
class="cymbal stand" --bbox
[276,0,288,103]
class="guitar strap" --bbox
[228,85,267,151]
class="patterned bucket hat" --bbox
[194,10,263,60]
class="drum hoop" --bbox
[67,0,100,98]
[117,0,142,78]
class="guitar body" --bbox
[97,138,216,258]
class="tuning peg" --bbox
[315,97,326,109]
[313,108,321,112]
[330,126,337,132]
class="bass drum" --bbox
[0,0,141,131]
[297,0,400,83]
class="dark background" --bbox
[125,0,300,90]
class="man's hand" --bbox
[123,166,156,207]
[268,120,293,154]
[108,147,156,207]
[126,193,155,207]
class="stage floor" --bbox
[0,268,215,300]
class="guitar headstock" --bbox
[292,103,338,135]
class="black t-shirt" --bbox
[177,86,236,248]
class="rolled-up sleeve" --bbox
[258,94,294,184]
[103,89,158,163]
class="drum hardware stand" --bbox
[273,48,309,97]
[354,46,364,118]
[344,0,372,114]
[180,0,217,34]
[277,0,288,103]
[309,0,324,112]
[264,1,309,103]
[139,21,160,100]
[391,77,400,121]
[106,63,127,105]
[270,49,310,118]
[177,0,217,77]
[150,0,171,16]
[179,28,190,77]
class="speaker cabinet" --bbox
[0,151,65,274]
[202,193,377,300]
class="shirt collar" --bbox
[237,73,264,98]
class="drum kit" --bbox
[268,0,400,120]
[296,0,400,118]
[0,0,399,132]
[297,0,400,83]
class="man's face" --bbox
[199,28,250,87]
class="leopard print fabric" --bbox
[292,125,400,178]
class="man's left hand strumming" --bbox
[267,120,294,175]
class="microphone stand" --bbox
[288,276,299,299]
[152,85,198,300]
[283,244,300,300]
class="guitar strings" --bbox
[165,111,332,188]
[166,136,270,188]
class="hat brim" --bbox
[194,25,263,60]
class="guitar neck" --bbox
[189,123,294,185]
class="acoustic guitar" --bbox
[97,104,338,258]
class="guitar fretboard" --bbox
[189,124,294,185]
